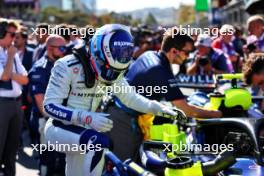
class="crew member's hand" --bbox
[211,110,223,118]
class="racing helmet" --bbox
[90,24,134,84]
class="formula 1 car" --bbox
[139,116,264,176]
[187,73,263,118]
[103,150,156,176]
[101,73,264,175]
[138,74,264,176]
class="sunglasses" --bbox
[180,49,192,56]
[51,45,67,53]
[7,31,16,38]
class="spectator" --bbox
[247,15,264,52]
[232,26,246,58]
[243,53,264,112]
[187,34,230,75]
[244,35,262,56]
[0,19,28,176]
[14,28,34,137]
[68,24,83,46]
[132,27,155,59]
[14,28,34,72]
[212,24,239,72]
[33,23,49,62]
[80,25,95,46]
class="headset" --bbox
[0,21,8,39]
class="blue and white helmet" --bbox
[90,24,134,84]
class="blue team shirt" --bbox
[29,56,55,115]
[126,51,185,101]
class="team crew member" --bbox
[126,27,222,119]
[29,35,66,176]
[0,19,28,176]
[33,23,49,62]
[43,24,182,176]
[106,27,222,162]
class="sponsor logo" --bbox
[85,116,92,124]
[113,41,133,47]
[88,135,97,144]
[45,105,68,119]
[32,74,41,79]
[70,92,104,98]
[73,67,79,74]
[249,165,261,169]
[75,86,87,90]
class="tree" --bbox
[41,7,91,26]
[40,6,141,27]
[178,5,195,25]
[145,12,157,25]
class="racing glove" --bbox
[74,111,113,132]
[150,101,187,123]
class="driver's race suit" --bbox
[43,54,171,176]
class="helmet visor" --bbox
[109,30,134,64]
[95,58,126,82]
[110,42,134,64]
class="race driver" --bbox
[43,24,183,176]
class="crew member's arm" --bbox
[29,68,47,133]
[29,68,47,117]
[114,78,177,116]
[172,99,222,118]
[35,94,45,115]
